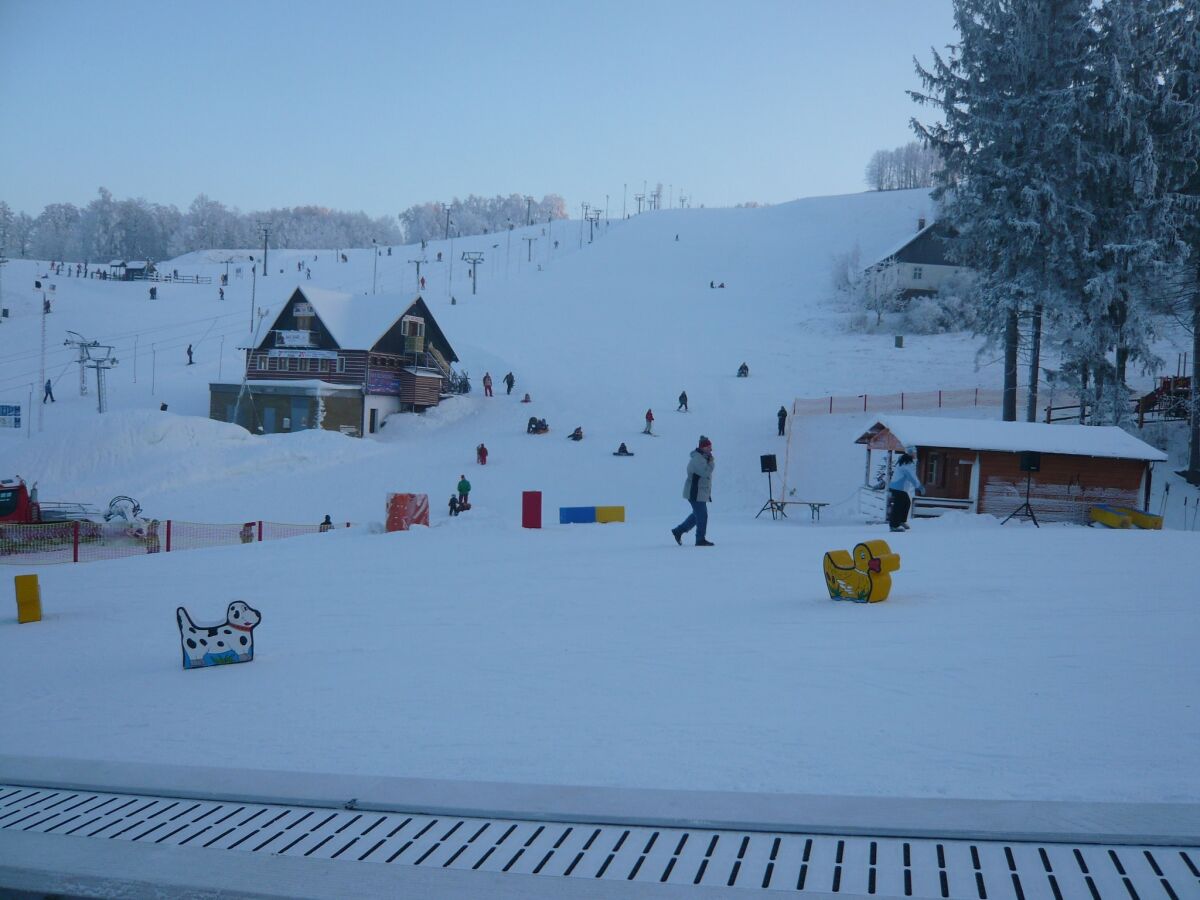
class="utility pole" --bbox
[505,220,513,278]
[218,335,225,381]
[408,257,425,292]
[257,222,272,277]
[622,183,627,219]
[372,238,378,294]
[64,331,95,396]
[133,334,138,383]
[82,342,118,413]
[526,197,533,226]
[462,252,484,295]
[248,257,257,332]
[444,206,452,240]
[634,193,645,215]
[151,343,157,396]
[37,280,50,432]
[580,203,588,248]
[605,194,609,225]
[522,236,536,262]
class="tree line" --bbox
[911,0,1200,481]
[0,190,570,263]
[864,141,940,191]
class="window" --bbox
[912,266,923,280]
[926,452,946,489]
[320,359,331,373]
[256,356,267,371]
[336,356,346,374]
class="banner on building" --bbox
[0,404,21,428]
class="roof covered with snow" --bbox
[293,286,415,351]
[858,416,1167,461]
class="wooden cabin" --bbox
[855,416,1167,525]
[209,286,459,437]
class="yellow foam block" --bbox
[1113,507,1162,530]
[14,574,41,624]
[595,506,625,523]
[1089,506,1131,529]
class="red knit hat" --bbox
[698,436,712,450]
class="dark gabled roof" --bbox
[868,222,958,269]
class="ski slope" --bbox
[0,190,1196,804]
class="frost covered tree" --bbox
[912,0,1096,421]
[32,202,82,260]
[864,142,940,191]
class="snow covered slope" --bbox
[0,190,1196,803]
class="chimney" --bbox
[917,217,926,231]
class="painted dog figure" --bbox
[176,601,262,669]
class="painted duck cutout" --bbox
[823,540,900,603]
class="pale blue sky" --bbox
[0,0,957,217]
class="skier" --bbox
[671,436,715,547]
[43,379,54,403]
[437,251,443,262]
[777,405,787,436]
[677,391,688,412]
[219,287,225,301]
[319,514,334,533]
[887,451,924,532]
[567,426,584,441]
[482,372,493,397]
[186,344,194,365]
[420,276,426,290]
[148,286,157,300]
[476,443,488,465]
[643,409,654,434]
[737,362,749,378]
[503,372,515,395]
[457,475,471,508]
[614,443,633,456]
[520,393,532,403]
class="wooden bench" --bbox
[781,501,830,521]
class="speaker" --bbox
[760,454,777,474]
[1020,451,1041,473]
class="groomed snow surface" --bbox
[0,189,1197,805]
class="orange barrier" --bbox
[386,494,430,532]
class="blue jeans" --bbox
[676,500,708,542]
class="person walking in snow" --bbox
[319,514,334,533]
[671,436,715,547]
[677,391,688,412]
[420,275,426,290]
[503,372,515,395]
[457,475,471,507]
[448,495,460,516]
[887,451,924,532]
[186,344,194,365]
[43,379,54,403]
[482,372,493,397]
[643,409,654,434]
[219,287,225,301]
[476,443,488,465]
[777,405,787,436]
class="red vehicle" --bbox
[0,476,103,525]
[0,477,141,554]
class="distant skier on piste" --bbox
[503,372,515,395]
[677,391,688,412]
[643,409,654,434]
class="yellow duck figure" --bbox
[822,540,901,603]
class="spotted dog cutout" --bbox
[176,601,262,669]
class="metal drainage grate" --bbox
[2,785,1197,897]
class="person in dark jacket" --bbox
[777,405,787,436]
[671,436,715,546]
[43,379,55,403]
[319,515,334,532]
[567,426,584,441]
[503,372,515,395]
[449,495,460,516]
[677,391,688,411]
[737,362,749,377]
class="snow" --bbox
[280,285,418,352]
[866,415,1169,461]
[0,187,1197,807]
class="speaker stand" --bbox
[1002,471,1040,527]
[756,471,788,520]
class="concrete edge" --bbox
[2,755,1197,847]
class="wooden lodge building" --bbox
[863,220,966,302]
[209,286,459,437]
[855,416,1167,525]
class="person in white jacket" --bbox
[888,451,924,532]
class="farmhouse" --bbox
[209,286,459,437]
[855,416,1167,525]
[863,220,966,301]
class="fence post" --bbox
[900,392,905,410]
[257,521,263,542]
[974,388,978,406]
[1045,405,1051,424]
[72,521,79,563]
[828,396,833,414]
[938,390,943,408]
[863,394,868,412]
[166,520,172,552]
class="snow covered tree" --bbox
[32,202,82,260]
[864,142,940,191]
[9,212,34,257]
[912,0,1097,421]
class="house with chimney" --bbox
[863,218,966,302]
[209,286,460,437]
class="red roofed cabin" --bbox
[855,416,1167,525]
[209,286,459,437]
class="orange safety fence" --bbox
[790,386,1078,418]
[0,519,351,565]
